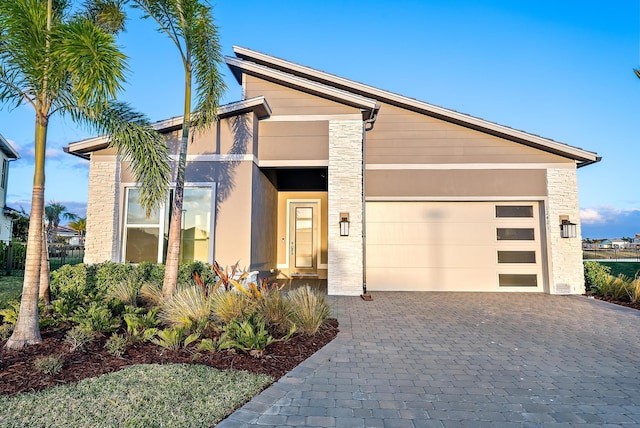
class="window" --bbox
[499,274,537,287]
[496,228,535,240]
[497,251,536,263]
[496,205,533,218]
[123,186,214,264]
[0,159,7,189]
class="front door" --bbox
[289,202,319,276]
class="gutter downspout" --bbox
[361,107,378,301]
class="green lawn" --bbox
[0,364,272,428]
[0,275,22,309]
[593,261,640,279]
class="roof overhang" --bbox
[0,134,20,160]
[65,97,272,160]
[231,46,600,167]
[226,56,380,121]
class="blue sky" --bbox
[0,0,639,238]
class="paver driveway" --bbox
[218,293,640,427]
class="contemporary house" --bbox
[67,47,600,295]
[0,134,20,242]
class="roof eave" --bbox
[66,97,272,157]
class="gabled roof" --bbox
[65,97,272,159]
[228,46,600,167]
[226,56,379,120]
[0,134,20,160]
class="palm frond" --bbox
[82,0,126,34]
[71,100,171,212]
[51,16,127,107]
[635,69,640,79]
[130,0,185,58]
[189,1,225,131]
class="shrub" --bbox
[105,333,128,357]
[218,313,276,357]
[256,289,294,336]
[584,261,612,294]
[159,286,211,330]
[0,300,20,325]
[178,261,216,286]
[288,286,330,335]
[139,282,164,307]
[34,354,64,376]
[152,327,199,350]
[64,325,95,352]
[94,262,136,293]
[71,302,121,333]
[124,309,160,342]
[0,323,12,340]
[210,290,252,324]
[625,278,640,304]
[106,280,139,307]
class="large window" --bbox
[123,186,214,264]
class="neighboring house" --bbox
[609,238,628,249]
[596,239,613,249]
[0,134,19,242]
[54,225,82,246]
[66,47,600,295]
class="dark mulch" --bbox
[0,319,339,396]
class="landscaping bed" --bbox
[0,318,338,396]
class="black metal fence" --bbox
[0,241,85,276]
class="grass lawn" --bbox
[594,261,640,279]
[0,364,272,428]
[0,275,22,309]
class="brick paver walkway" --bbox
[217,293,640,427]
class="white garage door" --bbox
[366,202,545,292]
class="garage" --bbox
[366,201,545,292]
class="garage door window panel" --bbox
[499,274,538,287]
[495,205,534,218]
[497,251,536,263]
[497,228,535,240]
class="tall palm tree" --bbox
[130,0,225,298]
[44,201,77,242]
[0,0,171,349]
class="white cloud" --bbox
[580,208,605,224]
[580,206,640,225]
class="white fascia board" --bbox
[233,46,599,164]
[66,97,271,156]
[225,56,379,112]
[0,134,20,159]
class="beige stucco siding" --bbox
[367,104,573,165]
[245,75,361,116]
[258,121,328,161]
[366,169,547,198]
[213,161,253,266]
[250,165,278,273]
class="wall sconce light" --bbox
[339,212,350,236]
[560,216,577,239]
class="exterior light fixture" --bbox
[560,217,577,239]
[339,212,350,236]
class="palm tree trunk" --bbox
[39,225,50,304]
[5,115,47,349]
[162,65,192,299]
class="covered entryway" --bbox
[366,201,545,291]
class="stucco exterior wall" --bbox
[85,155,120,264]
[545,168,584,294]
[327,120,363,295]
[250,165,278,273]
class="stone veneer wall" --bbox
[84,156,120,264]
[546,168,584,294]
[327,120,363,295]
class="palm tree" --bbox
[45,202,77,243]
[68,217,87,245]
[0,0,171,349]
[130,0,225,298]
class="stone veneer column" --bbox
[546,168,584,294]
[327,120,363,295]
[84,156,120,264]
